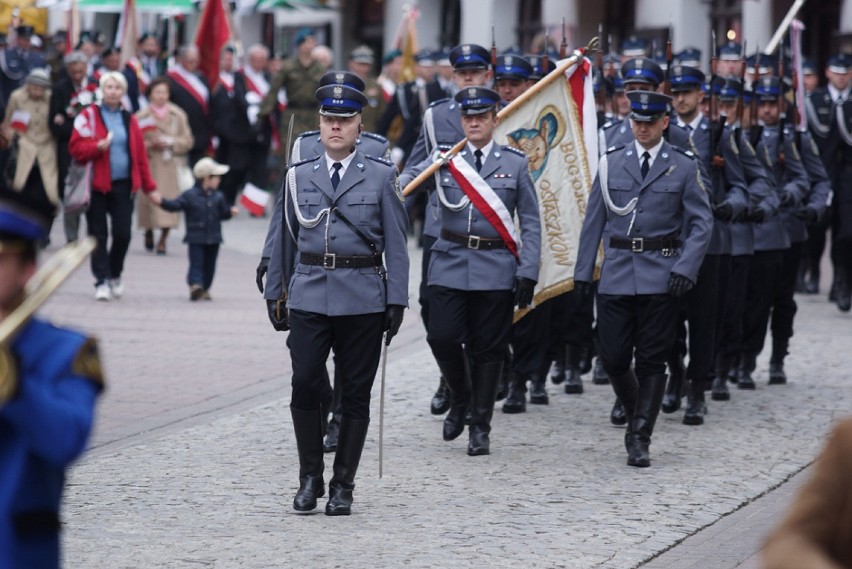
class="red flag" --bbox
[194,0,231,89]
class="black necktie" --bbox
[641,151,650,180]
[331,162,342,190]
[474,149,483,172]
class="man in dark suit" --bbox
[167,45,211,166]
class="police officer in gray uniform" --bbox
[411,87,540,456]
[738,77,810,387]
[0,26,46,105]
[275,83,409,515]
[574,91,713,468]
[401,43,495,417]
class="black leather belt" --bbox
[441,229,505,250]
[300,253,382,269]
[610,237,682,253]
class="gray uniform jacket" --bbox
[731,128,775,256]
[574,141,713,294]
[753,125,810,252]
[266,151,409,316]
[400,98,464,239]
[783,130,832,244]
[673,117,749,255]
[262,130,390,258]
[425,145,541,291]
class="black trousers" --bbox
[187,243,219,290]
[86,180,134,286]
[671,253,720,379]
[770,242,804,350]
[287,310,383,420]
[419,234,437,330]
[427,286,513,367]
[742,249,786,356]
[596,293,679,378]
[511,298,552,375]
[719,255,751,359]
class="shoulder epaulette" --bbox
[670,145,696,159]
[436,143,453,151]
[366,154,394,167]
[290,154,322,168]
[502,145,526,158]
[602,120,622,131]
[428,97,450,109]
[361,131,388,143]
[295,129,320,140]
[605,144,626,154]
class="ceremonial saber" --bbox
[402,36,600,197]
[378,334,388,478]
[765,0,807,54]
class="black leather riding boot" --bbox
[592,356,609,385]
[528,372,549,404]
[711,352,731,401]
[549,345,566,384]
[661,355,685,414]
[627,374,667,468]
[682,378,707,426]
[737,353,757,389]
[435,359,470,441]
[769,338,788,385]
[291,406,326,512]
[430,376,451,415]
[468,360,502,456]
[608,369,639,429]
[326,417,370,516]
[564,344,584,393]
[501,372,527,414]
[322,375,340,452]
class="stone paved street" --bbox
[38,209,852,568]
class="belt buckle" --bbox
[322,253,336,269]
[631,237,644,253]
[468,235,481,250]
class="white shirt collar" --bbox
[634,137,664,168]
[677,112,703,132]
[467,139,494,163]
[828,84,850,102]
[325,151,356,180]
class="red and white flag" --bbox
[194,0,231,89]
[10,110,31,132]
[239,183,269,217]
[493,54,598,319]
[137,116,157,133]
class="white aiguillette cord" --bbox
[378,334,388,478]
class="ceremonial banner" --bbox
[493,56,598,321]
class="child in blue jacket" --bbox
[149,158,238,300]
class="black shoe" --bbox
[323,413,341,453]
[549,353,566,385]
[682,380,707,426]
[529,375,549,404]
[768,361,787,385]
[625,432,650,468]
[443,402,468,441]
[661,356,685,414]
[838,292,852,312]
[502,374,527,413]
[736,354,757,390]
[626,373,667,467]
[564,369,584,394]
[610,399,627,426]
[711,376,730,401]
[804,276,819,294]
[592,357,610,385]
[468,426,490,456]
[430,377,451,415]
[578,345,593,375]
[468,360,502,456]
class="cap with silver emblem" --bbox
[315,84,369,117]
[454,87,500,115]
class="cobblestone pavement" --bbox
[40,210,851,568]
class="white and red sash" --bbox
[218,71,234,95]
[242,66,269,97]
[447,154,519,257]
[167,66,209,112]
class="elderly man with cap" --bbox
[807,54,852,310]
[737,76,810,387]
[406,86,540,455]
[574,90,712,467]
[0,26,46,106]
[259,27,326,158]
[662,64,749,424]
[258,70,390,454]
[0,188,104,567]
[273,81,408,516]
[348,45,386,133]
[377,49,445,166]
[398,43,496,418]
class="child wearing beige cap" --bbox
[149,158,238,300]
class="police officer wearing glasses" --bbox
[574,91,712,467]
[276,83,409,515]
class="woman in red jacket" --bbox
[70,71,156,300]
